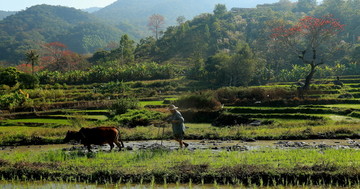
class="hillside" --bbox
[93,0,283,36]
[0,10,16,20]
[0,5,124,64]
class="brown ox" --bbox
[64,127,124,152]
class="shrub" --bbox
[97,81,129,94]
[110,97,140,115]
[114,109,165,128]
[27,89,65,100]
[214,87,294,104]
[18,73,39,89]
[67,113,89,128]
[214,87,238,103]
[211,114,252,127]
[175,92,221,110]
[0,91,27,110]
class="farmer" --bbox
[166,104,189,148]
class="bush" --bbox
[110,97,140,115]
[175,92,221,110]
[114,109,165,128]
[18,73,39,89]
[97,81,129,94]
[211,114,252,127]
[214,87,239,103]
[27,89,65,100]
[214,87,294,104]
[0,92,27,110]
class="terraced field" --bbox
[1,76,360,187]
[1,75,360,144]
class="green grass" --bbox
[1,148,360,186]
[139,97,178,107]
[322,104,360,109]
[66,109,110,113]
[139,100,165,107]
[0,126,70,145]
[3,118,70,125]
[1,120,360,146]
[51,115,108,121]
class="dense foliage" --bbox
[0,5,122,64]
[35,62,179,84]
[114,109,165,127]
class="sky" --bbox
[0,0,118,11]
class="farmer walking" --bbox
[167,104,189,148]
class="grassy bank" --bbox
[1,148,360,187]
[2,122,360,146]
[0,123,358,146]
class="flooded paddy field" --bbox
[2,139,360,153]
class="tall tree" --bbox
[25,50,39,75]
[41,42,88,72]
[213,4,227,17]
[176,16,186,25]
[293,0,317,13]
[148,14,165,40]
[116,34,135,64]
[225,43,256,86]
[135,36,156,61]
[271,15,344,91]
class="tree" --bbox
[203,43,256,87]
[0,67,18,87]
[271,15,344,91]
[213,4,227,17]
[118,34,135,64]
[18,72,39,89]
[148,14,165,40]
[176,16,186,25]
[293,0,317,13]
[135,36,156,61]
[25,50,39,75]
[224,43,256,86]
[41,42,89,72]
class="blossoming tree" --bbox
[271,15,344,92]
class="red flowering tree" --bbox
[41,42,88,72]
[148,14,165,40]
[271,15,344,91]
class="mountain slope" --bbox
[93,0,283,36]
[0,5,123,64]
[0,11,16,20]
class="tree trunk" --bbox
[303,64,316,91]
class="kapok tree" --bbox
[41,42,87,72]
[271,15,344,91]
[148,14,165,40]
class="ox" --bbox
[64,127,124,152]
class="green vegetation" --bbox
[2,148,360,187]
[1,75,360,186]
[2,0,360,187]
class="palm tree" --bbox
[25,50,40,75]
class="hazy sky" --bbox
[1,0,118,11]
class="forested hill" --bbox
[93,0,282,36]
[0,5,123,64]
[0,11,16,20]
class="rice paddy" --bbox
[2,75,360,187]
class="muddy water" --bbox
[1,139,360,152]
